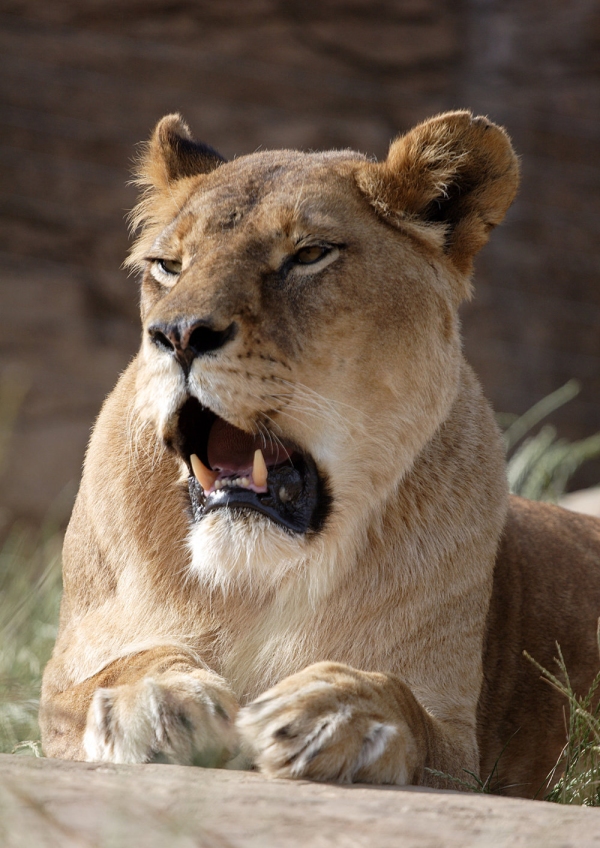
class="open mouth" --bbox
[170,397,330,534]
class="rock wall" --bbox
[1,0,599,521]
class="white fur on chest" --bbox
[219,583,321,703]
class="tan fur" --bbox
[40,111,600,797]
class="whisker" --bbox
[259,415,292,464]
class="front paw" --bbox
[84,671,239,766]
[237,662,418,784]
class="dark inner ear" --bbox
[421,172,478,228]
[163,134,226,181]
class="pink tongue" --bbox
[207,418,289,474]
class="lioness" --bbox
[40,111,600,797]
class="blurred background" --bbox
[1,0,600,528]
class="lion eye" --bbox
[294,245,329,265]
[149,258,183,286]
[157,259,182,276]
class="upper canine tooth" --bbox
[190,454,218,492]
[253,449,268,488]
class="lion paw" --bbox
[84,672,239,766]
[237,663,417,784]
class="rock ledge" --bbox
[1,753,600,847]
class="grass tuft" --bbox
[504,380,600,501]
[0,522,62,754]
[525,632,600,805]
[0,370,63,755]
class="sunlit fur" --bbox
[41,112,600,798]
[40,111,518,783]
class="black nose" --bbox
[148,319,236,371]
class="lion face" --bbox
[127,113,518,590]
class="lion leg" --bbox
[40,647,239,766]
[237,662,474,787]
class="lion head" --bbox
[125,111,518,594]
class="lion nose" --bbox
[148,319,237,371]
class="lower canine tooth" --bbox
[190,454,218,492]
[253,449,268,488]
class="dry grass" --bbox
[0,371,62,756]
[504,380,600,501]
[0,522,62,755]
[527,637,600,805]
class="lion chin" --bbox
[187,510,309,593]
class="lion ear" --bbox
[356,111,519,276]
[137,113,226,190]
[126,115,226,272]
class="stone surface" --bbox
[1,753,600,848]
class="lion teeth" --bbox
[253,449,268,488]
[215,477,250,490]
[190,454,218,492]
[191,450,268,492]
